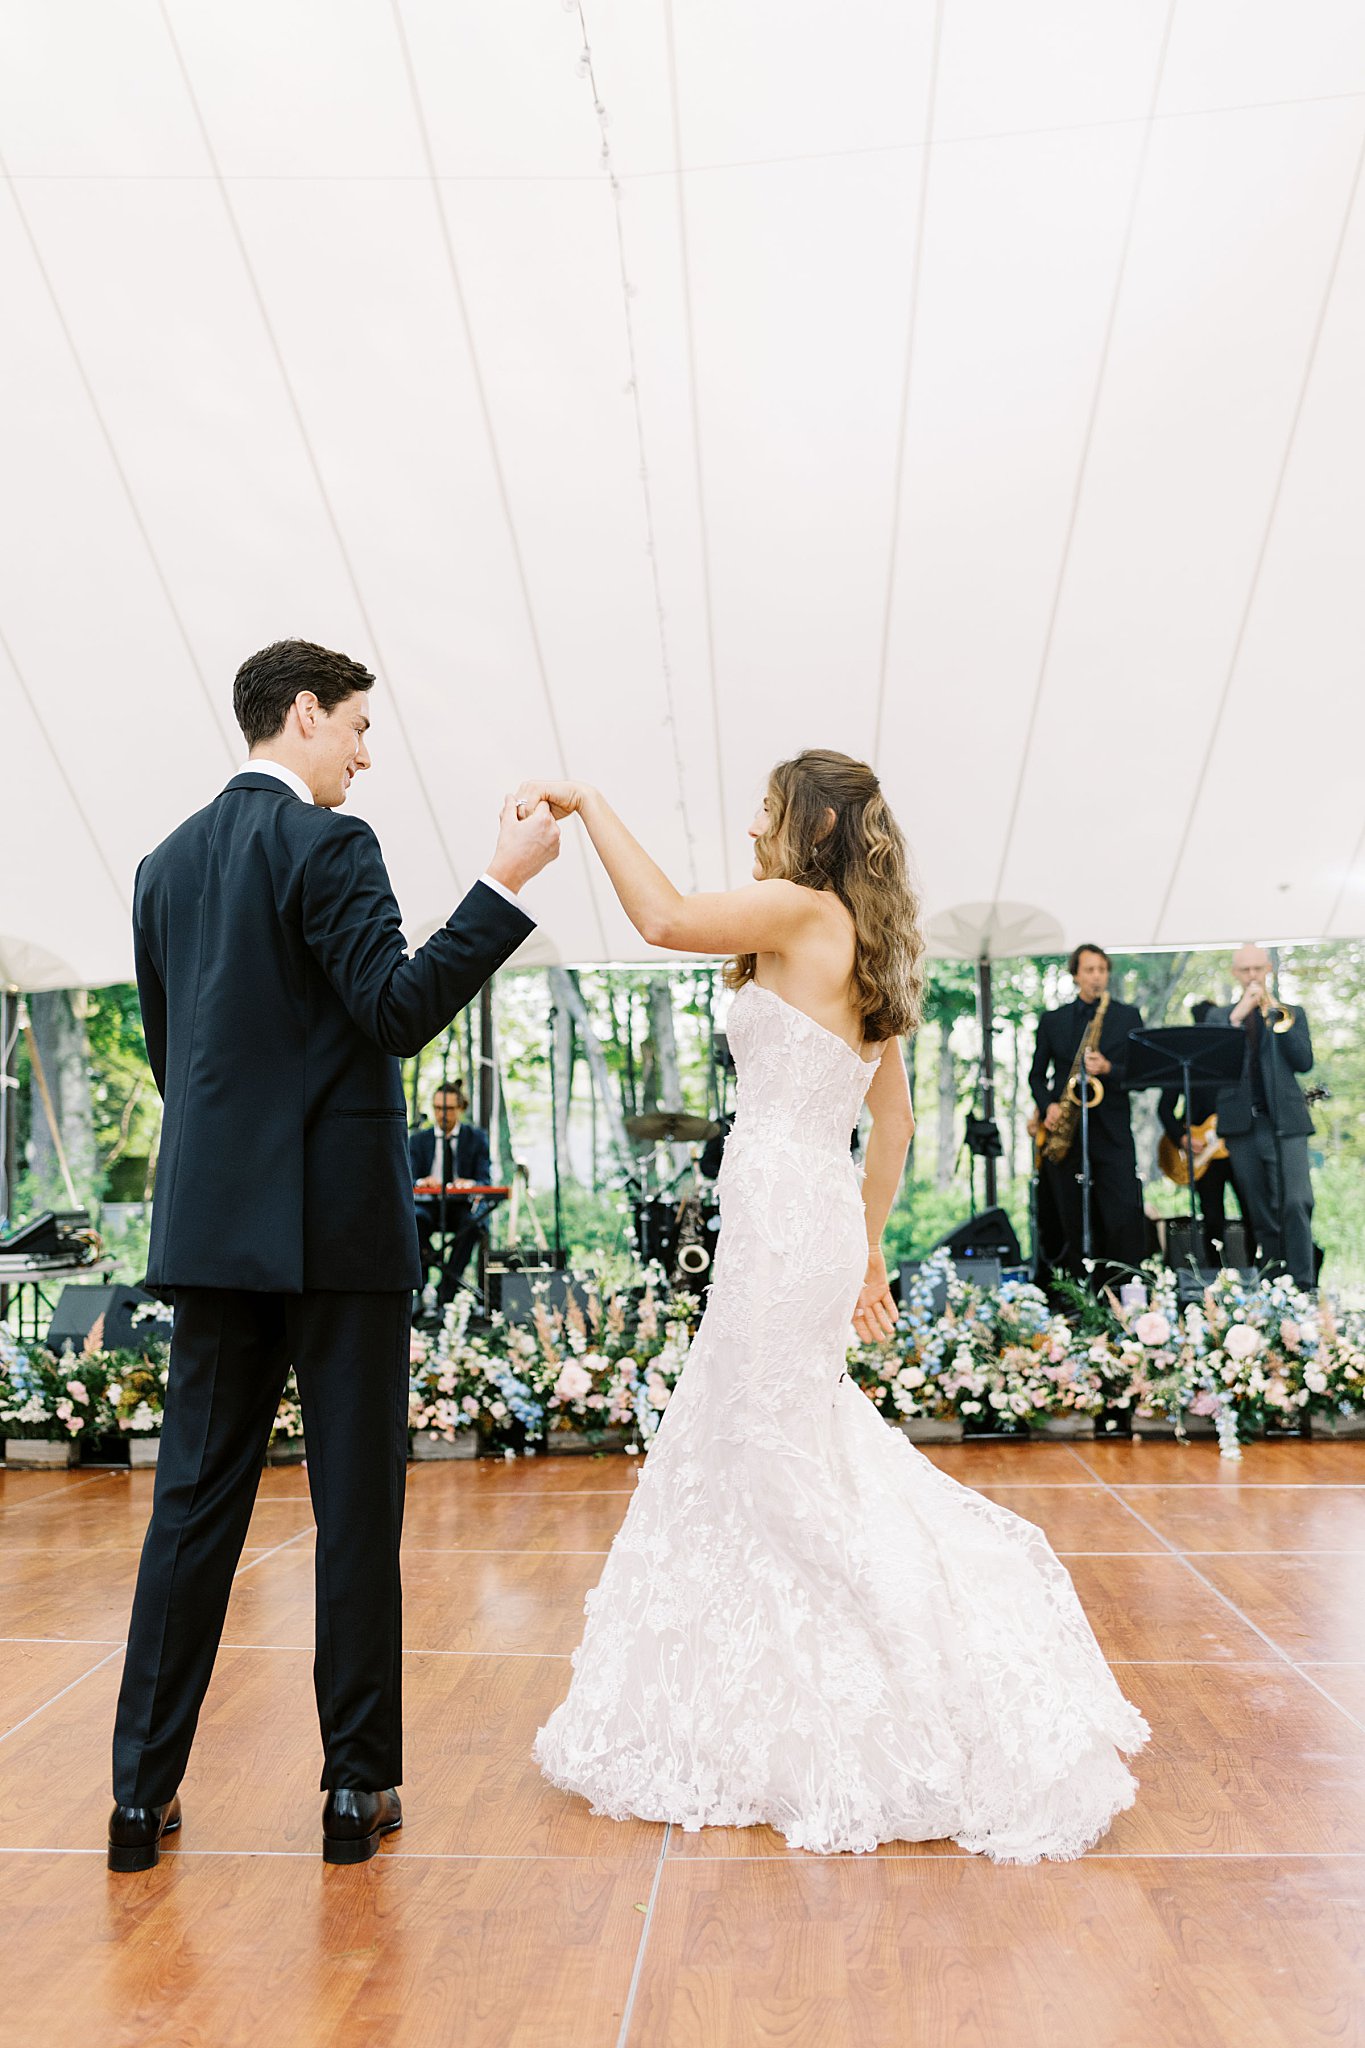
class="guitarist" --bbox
[1205,944,1317,1289]
[1029,944,1146,1288]
[1157,998,1243,1252]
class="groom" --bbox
[108,639,558,1871]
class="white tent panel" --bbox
[2,3,1363,989]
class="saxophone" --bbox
[1042,991,1111,1164]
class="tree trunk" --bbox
[28,990,95,1204]
[935,1013,957,1191]
[648,977,689,1177]
[905,1031,917,1179]
[548,967,633,1173]
[494,1053,517,1183]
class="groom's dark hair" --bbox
[233,639,375,747]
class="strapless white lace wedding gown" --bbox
[534,981,1149,1860]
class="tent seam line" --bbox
[871,0,945,769]
[155,0,466,902]
[985,0,1179,923]
[663,0,729,888]
[388,0,610,956]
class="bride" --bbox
[515,751,1148,1861]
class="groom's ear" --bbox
[290,689,320,737]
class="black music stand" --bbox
[1127,1027,1245,1267]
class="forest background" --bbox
[9,941,1365,1295]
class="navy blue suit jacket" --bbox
[134,772,532,1293]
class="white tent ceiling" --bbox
[3,1,1365,990]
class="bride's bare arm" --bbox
[852,1040,915,1343]
[515,781,816,955]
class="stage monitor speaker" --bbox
[45,1283,166,1356]
[930,1207,1023,1267]
[1174,1265,1258,1306]
[496,1270,595,1325]
[898,1254,1004,1317]
[1163,1216,1253,1273]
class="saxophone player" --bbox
[1029,944,1146,1286]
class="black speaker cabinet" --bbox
[45,1283,167,1357]
[494,1270,595,1325]
[930,1207,1023,1266]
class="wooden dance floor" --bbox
[2,1438,1363,2047]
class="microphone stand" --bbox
[547,995,564,1265]
[436,1027,454,1298]
[1078,1041,1094,1273]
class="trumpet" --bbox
[1253,986,1295,1035]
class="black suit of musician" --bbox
[109,640,555,1869]
[410,1085,494,1301]
[1030,943,1146,1285]
[1204,944,1316,1290]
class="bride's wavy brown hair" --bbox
[725,750,925,1040]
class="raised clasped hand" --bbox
[513,778,587,823]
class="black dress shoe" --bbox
[321,1786,403,1865]
[107,1795,182,1873]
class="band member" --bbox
[410,1081,493,1305]
[1029,943,1145,1287]
[1205,945,1316,1290]
[1157,998,1244,1255]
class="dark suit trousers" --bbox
[1223,1123,1315,1289]
[112,1287,410,1805]
[1043,1135,1146,1283]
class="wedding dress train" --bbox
[534,981,1149,1860]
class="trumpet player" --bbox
[1206,944,1317,1289]
[1028,943,1146,1288]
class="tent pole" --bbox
[976,953,998,1210]
[0,987,19,1233]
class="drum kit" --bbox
[623,1109,725,1288]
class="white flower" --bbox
[461,1395,479,1417]
[1224,1323,1263,1360]
[1134,1312,1170,1347]
[488,1400,507,1421]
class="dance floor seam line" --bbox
[1065,1446,1365,1737]
[0,1644,123,1749]
[617,1822,670,2048]
[0,1473,113,1516]
[6,1845,1365,1865]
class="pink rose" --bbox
[554,1360,593,1402]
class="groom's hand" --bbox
[513,778,587,822]
[486,796,560,896]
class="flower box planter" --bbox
[267,1437,306,1465]
[1028,1416,1095,1441]
[546,1426,629,1455]
[1177,1412,1218,1438]
[1311,1411,1365,1439]
[4,1438,77,1468]
[129,1437,160,1467]
[898,1417,964,1444]
[1132,1410,1180,1438]
[412,1429,478,1461]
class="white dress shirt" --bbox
[231,761,531,917]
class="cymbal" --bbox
[625,1111,723,1144]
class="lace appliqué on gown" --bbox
[534,981,1149,1861]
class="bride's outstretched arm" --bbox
[852,1040,915,1343]
[513,780,816,955]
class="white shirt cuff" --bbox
[478,871,534,922]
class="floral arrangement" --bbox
[6,1260,1365,1459]
[409,1268,701,1452]
[849,1253,1103,1430]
